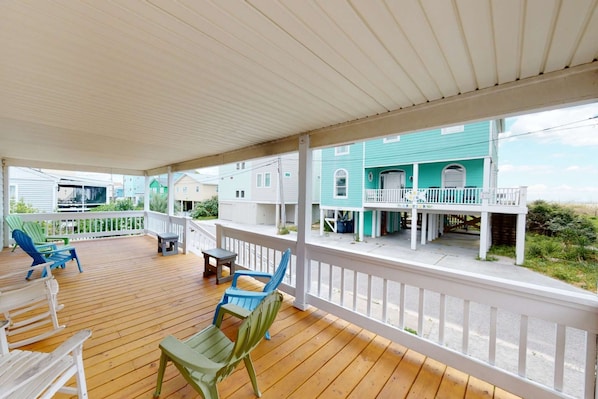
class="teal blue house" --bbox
[319,120,528,263]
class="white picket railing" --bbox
[364,187,526,207]
[5,213,597,398]
[215,223,598,399]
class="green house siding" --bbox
[366,165,415,190]
[365,121,491,166]
[418,159,484,188]
[321,144,364,208]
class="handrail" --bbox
[216,223,598,399]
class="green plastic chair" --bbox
[4,215,24,251]
[22,221,70,246]
[154,291,284,399]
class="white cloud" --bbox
[508,103,598,146]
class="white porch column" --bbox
[144,173,150,233]
[2,159,7,248]
[358,210,364,242]
[294,134,312,310]
[516,213,526,265]
[319,208,324,236]
[167,167,174,217]
[420,212,427,245]
[479,211,489,260]
[373,210,379,238]
[410,208,418,250]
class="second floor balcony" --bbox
[364,187,527,212]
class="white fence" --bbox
[215,224,598,399]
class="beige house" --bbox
[173,173,218,213]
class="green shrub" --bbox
[190,196,218,219]
[10,199,37,213]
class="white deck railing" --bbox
[215,224,598,399]
[5,213,597,398]
[364,187,526,207]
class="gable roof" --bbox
[1,2,597,175]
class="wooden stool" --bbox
[202,248,237,284]
[157,232,179,256]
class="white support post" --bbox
[420,212,427,245]
[479,211,489,260]
[410,208,418,250]
[319,208,324,236]
[2,159,7,249]
[372,210,377,238]
[358,210,364,242]
[516,212,526,265]
[167,167,174,218]
[144,174,150,233]
[294,134,312,310]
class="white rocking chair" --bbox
[0,320,91,399]
[0,263,65,349]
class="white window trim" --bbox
[441,125,465,135]
[334,169,348,199]
[383,135,401,143]
[335,145,350,155]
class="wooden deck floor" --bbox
[0,236,521,399]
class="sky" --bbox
[499,102,598,203]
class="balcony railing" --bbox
[215,223,598,399]
[5,211,597,398]
[364,187,526,207]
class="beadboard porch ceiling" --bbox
[1,0,597,175]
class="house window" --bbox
[264,172,271,187]
[335,145,350,155]
[334,169,348,198]
[441,125,465,135]
[196,186,199,192]
[257,173,271,188]
[383,135,401,143]
[235,190,245,198]
[236,162,246,170]
[9,184,17,202]
[183,187,188,193]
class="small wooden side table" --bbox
[202,248,237,284]
[157,232,179,256]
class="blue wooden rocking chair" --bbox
[213,248,291,339]
[12,229,82,279]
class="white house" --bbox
[218,152,321,226]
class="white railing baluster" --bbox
[439,293,446,345]
[554,324,566,391]
[366,274,372,316]
[418,288,424,336]
[353,271,358,312]
[519,315,528,377]
[463,300,470,354]
[382,279,388,323]
[399,283,405,329]
[489,307,497,365]
[584,332,597,399]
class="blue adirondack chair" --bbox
[12,229,82,279]
[213,248,291,339]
